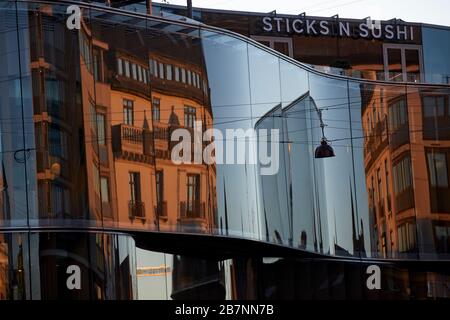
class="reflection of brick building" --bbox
[73,12,218,233]
[148,52,216,233]
[30,6,91,222]
[362,83,450,259]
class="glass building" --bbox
[0,0,449,299]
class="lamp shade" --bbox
[315,140,335,158]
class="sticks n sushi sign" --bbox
[260,16,416,41]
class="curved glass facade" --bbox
[0,0,449,299]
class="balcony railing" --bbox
[153,122,170,141]
[180,201,205,219]
[129,200,145,220]
[112,124,153,162]
[155,201,167,218]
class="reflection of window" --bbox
[393,156,412,195]
[123,99,134,125]
[50,183,70,217]
[152,98,160,122]
[158,62,164,79]
[45,78,64,118]
[187,70,192,85]
[388,97,410,148]
[90,103,106,145]
[166,64,172,81]
[181,68,186,83]
[184,106,196,128]
[93,48,103,82]
[434,224,450,253]
[124,60,130,77]
[128,172,144,218]
[393,155,414,213]
[397,222,417,253]
[117,58,123,75]
[137,65,142,82]
[143,68,148,84]
[151,59,158,77]
[96,113,106,146]
[131,63,137,80]
[48,125,68,159]
[118,58,148,83]
[422,95,450,140]
[79,32,92,73]
[156,170,164,206]
[423,96,445,118]
[426,149,450,213]
[174,66,180,82]
[187,174,200,212]
[427,151,449,188]
[90,102,97,133]
[100,177,109,203]
[129,172,141,204]
[388,98,408,131]
[195,73,201,89]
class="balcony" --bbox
[153,122,170,141]
[129,200,145,221]
[155,201,167,218]
[180,201,205,220]
[112,124,153,164]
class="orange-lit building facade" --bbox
[361,82,450,260]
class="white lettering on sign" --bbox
[260,17,414,41]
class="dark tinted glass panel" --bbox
[0,2,30,227]
[405,49,421,83]
[387,48,402,81]
[29,232,136,300]
[201,30,254,239]
[308,74,355,256]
